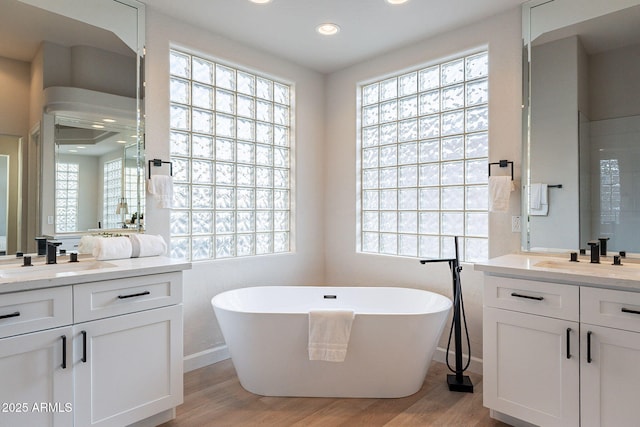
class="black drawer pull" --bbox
[81,330,87,363]
[587,331,593,364]
[566,328,572,359]
[511,292,544,301]
[0,311,20,320]
[324,295,337,299]
[117,291,150,299]
[61,335,67,369]
[621,307,640,315]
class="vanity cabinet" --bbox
[580,287,640,427]
[484,274,640,427]
[0,268,184,427]
[483,276,580,427]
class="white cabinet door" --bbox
[483,307,579,427]
[73,305,183,427]
[581,324,640,427]
[0,326,73,427]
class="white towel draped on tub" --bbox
[92,236,133,261]
[308,310,355,362]
[530,183,549,216]
[147,175,173,209]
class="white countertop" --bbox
[0,256,191,294]
[474,253,640,292]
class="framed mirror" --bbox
[523,0,640,253]
[0,0,145,254]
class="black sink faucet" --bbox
[46,241,62,264]
[587,241,600,264]
[598,237,610,256]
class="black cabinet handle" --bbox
[587,331,593,364]
[0,311,20,320]
[511,292,544,301]
[117,291,150,299]
[622,307,640,315]
[61,335,67,369]
[81,330,87,363]
[566,328,572,359]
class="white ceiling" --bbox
[144,0,526,73]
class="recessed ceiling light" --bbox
[386,0,409,4]
[102,118,116,123]
[76,146,86,149]
[92,124,104,129]
[316,23,340,36]
[117,140,127,144]
[249,0,272,4]
[69,149,77,153]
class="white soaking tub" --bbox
[211,286,452,398]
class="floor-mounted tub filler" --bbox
[211,286,452,398]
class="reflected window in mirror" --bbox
[55,162,79,233]
[169,49,293,261]
[103,158,122,229]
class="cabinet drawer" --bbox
[484,275,579,321]
[74,272,182,323]
[0,286,72,338]
[581,287,640,333]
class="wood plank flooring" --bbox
[160,359,508,427]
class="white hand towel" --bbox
[308,310,355,362]
[147,175,173,209]
[92,236,133,261]
[530,183,549,216]
[78,235,97,254]
[129,234,167,258]
[489,176,514,212]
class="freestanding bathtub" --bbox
[211,286,452,398]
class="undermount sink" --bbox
[0,259,116,280]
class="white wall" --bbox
[323,8,522,360]
[144,9,326,363]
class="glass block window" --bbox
[359,51,489,262]
[103,159,122,229]
[169,49,292,260]
[55,162,79,233]
[600,159,620,225]
[125,166,143,220]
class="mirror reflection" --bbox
[525,2,640,253]
[54,115,142,233]
[0,0,144,254]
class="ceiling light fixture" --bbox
[316,23,340,36]
[386,0,409,4]
[92,124,104,129]
[102,118,116,123]
[249,0,272,4]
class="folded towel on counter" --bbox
[530,183,549,216]
[78,235,97,254]
[308,310,355,362]
[129,234,167,258]
[92,236,133,261]
[147,175,173,209]
[489,176,514,212]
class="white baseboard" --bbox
[183,345,230,372]
[432,346,483,375]
[183,345,482,376]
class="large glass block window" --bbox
[169,49,292,260]
[55,162,79,233]
[359,51,489,262]
[103,159,122,229]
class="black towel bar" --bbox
[148,159,173,179]
[488,160,513,180]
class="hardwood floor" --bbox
[161,359,508,427]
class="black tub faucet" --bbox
[587,241,600,264]
[46,241,62,264]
